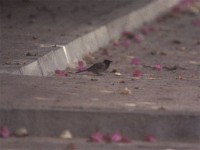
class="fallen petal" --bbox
[133,70,143,77]
[144,135,156,142]
[154,64,162,71]
[0,126,11,138]
[55,70,68,77]
[90,131,104,142]
[134,34,144,43]
[78,60,86,72]
[111,132,123,142]
[192,19,200,27]
[131,58,141,65]
[121,40,131,49]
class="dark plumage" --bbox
[76,59,112,75]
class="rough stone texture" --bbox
[0,0,180,76]
[0,137,200,150]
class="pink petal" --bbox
[192,19,200,27]
[78,61,86,72]
[90,131,104,143]
[154,64,162,71]
[111,132,123,142]
[133,70,143,77]
[112,40,121,47]
[103,134,112,143]
[0,126,11,138]
[121,40,131,49]
[55,70,68,77]
[144,135,156,142]
[121,136,132,143]
[172,0,193,13]
[134,34,144,43]
[131,58,141,65]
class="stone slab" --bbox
[0,137,200,150]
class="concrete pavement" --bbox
[0,0,180,76]
[1,0,200,149]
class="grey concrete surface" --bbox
[1,0,200,148]
[0,74,200,142]
[0,0,180,76]
[1,137,200,150]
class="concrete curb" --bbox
[1,108,200,142]
[1,137,200,150]
[11,0,180,76]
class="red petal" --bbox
[121,40,131,49]
[133,70,143,77]
[144,135,156,142]
[131,58,141,65]
[154,64,162,71]
[0,126,11,138]
[111,132,123,142]
[134,34,144,43]
[55,70,68,77]
[90,131,104,143]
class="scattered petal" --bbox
[66,143,76,150]
[90,131,104,142]
[121,87,132,95]
[112,39,121,47]
[60,130,73,139]
[121,40,131,49]
[0,126,11,138]
[133,70,143,77]
[131,58,141,65]
[141,26,155,35]
[14,127,28,137]
[134,34,144,42]
[192,19,200,27]
[55,70,68,77]
[144,135,156,142]
[78,60,86,72]
[177,75,184,80]
[154,64,162,71]
[120,136,132,143]
[111,132,123,142]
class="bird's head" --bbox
[104,59,112,65]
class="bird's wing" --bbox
[87,62,105,71]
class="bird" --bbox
[76,59,112,75]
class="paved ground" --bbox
[0,0,152,72]
[1,137,200,150]
[1,0,200,149]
